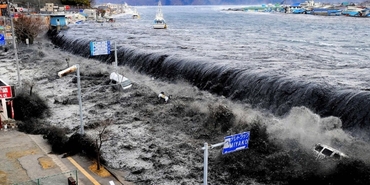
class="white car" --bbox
[313,143,348,160]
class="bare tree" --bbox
[13,15,47,44]
[94,119,112,170]
[23,69,40,96]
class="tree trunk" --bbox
[29,37,34,44]
[30,86,33,96]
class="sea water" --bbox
[45,6,370,184]
[54,5,370,136]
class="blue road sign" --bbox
[90,41,111,56]
[222,131,250,154]
[0,34,5,46]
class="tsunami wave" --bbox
[47,29,370,137]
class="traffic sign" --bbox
[0,86,12,99]
[222,131,250,154]
[90,41,111,56]
[5,32,12,40]
[0,33,5,46]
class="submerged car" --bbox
[313,143,348,160]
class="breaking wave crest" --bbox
[48,29,370,138]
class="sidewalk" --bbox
[0,129,133,185]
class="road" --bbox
[0,128,133,185]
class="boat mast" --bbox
[157,1,163,18]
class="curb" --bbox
[103,165,132,185]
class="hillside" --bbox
[15,0,62,7]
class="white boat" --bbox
[96,17,105,23]
[341,5,370,17]
[132,8,140,19]
[153,1,167,29]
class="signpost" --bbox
[58,65,85,135]
[202,131,250,185]
[90,41,111,56]
[0,85,13,123]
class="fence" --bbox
[12,170,79,185]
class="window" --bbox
[314,145,324,152]
[333,153,341,159]
[322,148,333,157]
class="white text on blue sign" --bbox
[222,131,250,154]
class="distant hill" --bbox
[15,0,62,7]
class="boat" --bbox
[285,0,343,15]
[106,17,115,22]
[96,17,105,23]
[153,1,167,29]
[132,8,140,19]
[310,8,342,16]
[292,7,307,14]
[341,5,370,17]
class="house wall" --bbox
[50,16,67,26]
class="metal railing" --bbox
[12,170,79,185]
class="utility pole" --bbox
[58,65,85,135]
[6,0,21,87]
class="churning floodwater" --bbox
[50,5,370,139]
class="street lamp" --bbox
[58,64,85,135]
[6,0,21,87]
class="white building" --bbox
[83,9,97,20]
